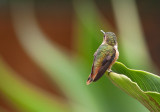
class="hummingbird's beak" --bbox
[100,30,105,35]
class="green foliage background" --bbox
[0,0,158,112]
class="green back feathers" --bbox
[94,44,114,66]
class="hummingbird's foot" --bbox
[108,70,112,75]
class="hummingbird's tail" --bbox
[86,75,93,85]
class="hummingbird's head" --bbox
[101,30,117,46]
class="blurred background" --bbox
[0,0,160,112]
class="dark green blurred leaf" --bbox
[0,59,69,112]
[112,0,154,71]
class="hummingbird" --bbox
[86,30,119,85]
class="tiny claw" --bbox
[108,70,112,75]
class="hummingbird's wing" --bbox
[87,45,116,84]
[93,51,115,82]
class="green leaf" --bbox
[107,62,160,112]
